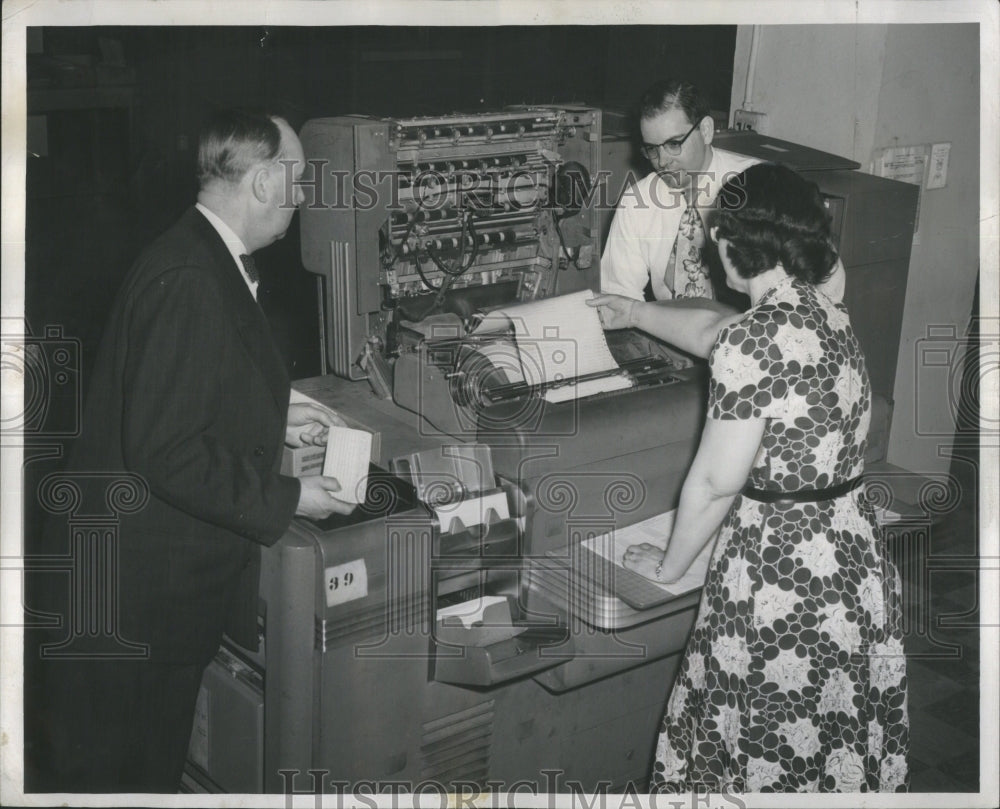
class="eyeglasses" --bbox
[639,117,704,160]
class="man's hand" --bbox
[296,474,356,519]
[285,402,347,448]
[587,293,639,330]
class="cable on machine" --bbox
[550,160,592,269]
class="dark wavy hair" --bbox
[711,163,838,285]
[638,78,711,126]
[196,109,285,188]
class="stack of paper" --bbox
[323,426,373,504]
[473,290,634,403]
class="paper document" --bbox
[323,426,373,504]
[474,290,633,403]
[582,510,718,598]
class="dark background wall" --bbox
[25,24,737,386]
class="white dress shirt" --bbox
[195,202,258,300]
[601,147,759,301]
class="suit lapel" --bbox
[189,209,291,417]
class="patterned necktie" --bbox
[665,184,713,299]
[239,253,259,284]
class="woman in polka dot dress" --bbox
[590,163,907,792]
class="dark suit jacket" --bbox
[68,207,300,663]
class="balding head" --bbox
[196,110,305,252]
[197,109,287,190]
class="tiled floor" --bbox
[895,447,982,792]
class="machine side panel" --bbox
[300,118,378,379]
[328,238,363,378]
[260,526,319,792]
[820,170,919,266]
[818,170,918,402]
[842,257,912,402]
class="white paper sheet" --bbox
[436,594,510,628]
[323,426,373,504]
[474,290,634,402]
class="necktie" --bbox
[664,185,713,299]
[239,253,259,284]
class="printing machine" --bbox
[184,109,917,795]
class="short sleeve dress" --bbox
[650,275,908,793]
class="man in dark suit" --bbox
[38,110,353,792]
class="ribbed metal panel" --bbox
[528,563,635,628]
[315,593,430,651]
[330,240,353,377]
[420,700,495,786]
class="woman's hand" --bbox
[587,293,639,330]
[622,542,674,582]
[285,403,347,448]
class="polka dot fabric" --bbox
[651,276,908,793]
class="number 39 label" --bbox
[323,558,368,607]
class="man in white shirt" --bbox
[603,78,758,303]
[599,79,844,362]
